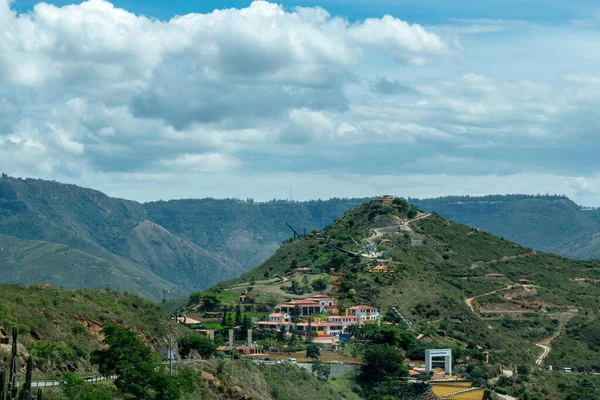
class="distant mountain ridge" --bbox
[0,175,368,299]
[2,175,600,300]
[410,195,600,260]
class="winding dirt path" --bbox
[535,311,577,366]
[365,213,432,249]
[465,285,514,313]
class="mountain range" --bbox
[2,175,600,300]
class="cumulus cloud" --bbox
[0,0,600,204]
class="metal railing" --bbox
[22,375,118,388]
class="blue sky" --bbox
[1,0,600,204]
[13,0,597,23]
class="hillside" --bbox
[0,176,247,299]
[216,198,600,376]
[411,195,600,260]
[144,197,368,268]
[0,284,187,376]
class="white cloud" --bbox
[0,0,600,205]
[161,153,241,173]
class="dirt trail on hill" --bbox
[470,251,537,269]
[366,213,432,248]
[465,285,514,313]
[535,311,577,366]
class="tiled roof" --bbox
[347,305,378,310]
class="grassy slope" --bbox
[144,198,368,269]
[411,195,600,259]
[189,359,362,400]
[0,234,177,299]
[0,177,245,298]
[0,284,187,376]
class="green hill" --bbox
[0,176,248,299]
[216,198,600,374]
[0,284,363,400]
[411,195,600,260]
[144,197,368,268]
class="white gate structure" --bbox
[425,349,452,375]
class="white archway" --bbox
[425,349,452,375]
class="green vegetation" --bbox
[412,194,600,260]
[0,284,187,376]
[207,197,600,399]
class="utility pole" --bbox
[169,334,173,375]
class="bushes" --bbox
[178,333,217,359]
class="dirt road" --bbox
[465,285,514,313]
[534,311,577,366]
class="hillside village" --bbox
[2,194,600,399]
[176,196,577,399]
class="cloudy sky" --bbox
[1,0,599,204]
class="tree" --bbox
[91,325,162,398]
[241,314,253,340]
[361,344,408,383]
[277,325,287,343]
[397,330,417,351]
[348,288,357,298]
[221,309,229,327]
[407,207,418,219]
[188,291,202,306]
[235,305,242,326]
[291,305,302,323]
[312,361,331,381]
[311,277,328,292]
[289,259,299,271]
[306,343,320,359]
[178,333,217,359]
[59,372,118,400]
[290,279,301,294]
[201,292,221,310]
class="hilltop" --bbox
[208,197,600,399]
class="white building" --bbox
[345,305,379,321]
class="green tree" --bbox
[361,344,408,383]
[291,305,302,323]
[408,207,418,219]
[188,291,202,306]
[201,292,221,310]
[290,279,301,294]
[277,325,287,343]
[398,330,417,351]
[235,305,242,326]
[221,309,229,327]
[306,343,320,359]
[59,372,118,400]
[178,333,217,359]
[151,373,182,400]
[311,277,328,292]
[241,314,252,340]
[91,324,157,398]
